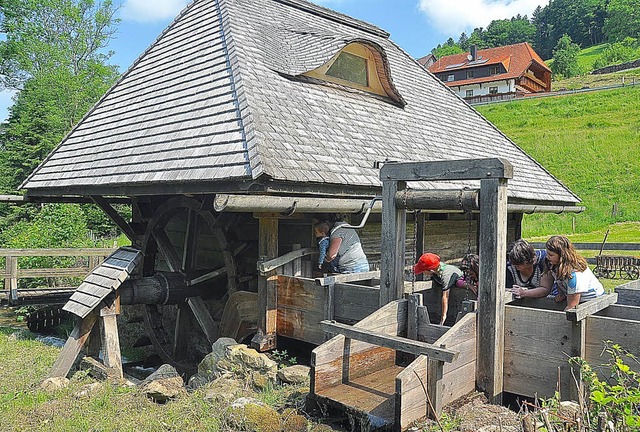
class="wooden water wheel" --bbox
[136,196,257,372]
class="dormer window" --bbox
[326,51,368,86]
[303,42,405,105]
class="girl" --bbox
[545,235,604,310]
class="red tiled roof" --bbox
[427,42,550,81]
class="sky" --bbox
[0,0,550,121]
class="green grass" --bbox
[476,85,640,238]
[0,324,319,432]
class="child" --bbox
[314,221,338,274]
[456,253,479,295]
[545,235,604,310]
[414,252,463,325]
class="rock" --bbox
[40,376,70,392]
[229,397,282,432]
[277,365,310,385]
[140,364,185,403]
[202,377,246,404]
[189,340,277,390]
[282,407,309,432]
[142,364,180,382]
[74,382,103,399]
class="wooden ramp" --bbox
[309,294,476,431]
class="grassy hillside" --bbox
[475,85,640,238]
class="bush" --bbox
[593,37,640,69]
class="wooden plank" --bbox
[333,283,379,323]
[397,355,429,429]
[74,283,112,298]
[594,303,640,320]
[83,273,119,289]
[615,280,640,306]
[504,305,573,398]
[565,293,618,322]
[187,296,219,345]
[0,248,116,257]
[426,359,444,417]
[278,307,326,344]
[259,247,316,273]
[17,268,90,278]
[311,334,347,393]
[379,158,513,182]
[48,311,99,378]
[321,321,458,362]
[314,271,381,287]
[585,315,640,377]
[476,177,508,404]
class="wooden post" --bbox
[568,320,586,401]
[7,256,18,305]
[380,178,406,306]
[427,358,445,417]
[476,177,508,405]
[292,244,302,276]
[252,217,278,351]
[100,295,123,379]
[407,293,422,341]
[415,212,425,281]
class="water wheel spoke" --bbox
[182,209,199,272]
[187,296,219,345]
[173,303,191,360]
[189,266,228,286]
[152,228,183,273]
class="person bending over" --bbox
[414,253,463,325]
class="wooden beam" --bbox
[320,320,458,363]
[315,270,380,286]
[565,293,618,322]
[91,195,136,240]
[380,158,513,182]
[380,178,406,306]
[252,216,279,351]
[476,177,508,405]
[188,267,227,286]
[187,296,219,345]
[48,311,99,378]
[407,294,422,341]
[259,247,316,274]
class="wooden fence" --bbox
[0,248,117,305]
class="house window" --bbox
[447,74,454,82]
[326,51,368,86]
[489,66,499,75]
[465,90,474,98]
[489,86,498,94]
[466,70,474,79]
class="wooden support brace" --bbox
[8,256,18,305]
[91,195,136,241]
[427,358,445,418]
[252,216,278,351]
[320,320,458,362]
[48,311,99,378]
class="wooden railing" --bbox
[0,248,117,305]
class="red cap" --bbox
[414,253,440,274]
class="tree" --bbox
[551,34,582,78]
[458,32,469,51]
[0,0,122,244]
[604,0,640,42]
[431,43,463,58]
[0,0,119,90]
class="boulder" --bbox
[40,376,70,392]
[140,364,185,403]
[277,365,310,385]
[229,397,282,432]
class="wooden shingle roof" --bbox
[21,0,579,205]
